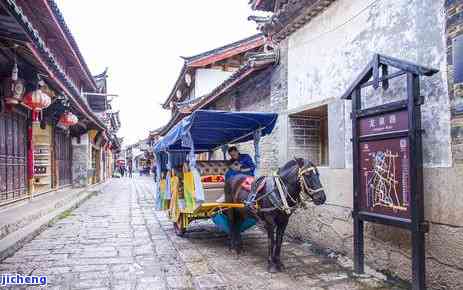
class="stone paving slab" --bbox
[0,184,105,262]
[0,177,402,289]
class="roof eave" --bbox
[259,0,337,42]
[161,34,266,108]
[45,0,98,90]
[162,63,188,109]
[186,35,265,67]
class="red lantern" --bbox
[22,89,51,122]
[23,89,51,111]
[58,111,78,128]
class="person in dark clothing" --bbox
[128,165,133,178]
[227,146,256,176]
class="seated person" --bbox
[225,160,242,181]
[228,146,256,176]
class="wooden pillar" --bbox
[27,111,39,195]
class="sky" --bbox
[54,0,260,145]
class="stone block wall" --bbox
[447,0,463,164]
[287,166,463,289]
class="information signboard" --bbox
[341,54,439,290]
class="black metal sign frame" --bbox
[342,54,438,290]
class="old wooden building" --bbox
[0,0,121,206]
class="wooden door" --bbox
[0,111,27,204]
[54,129,72,187]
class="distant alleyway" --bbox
[0,177,397,289]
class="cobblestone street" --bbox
[0,178,394,289]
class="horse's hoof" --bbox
[235,245,243,255]
[276,262,285,272]
[267,263,279,273]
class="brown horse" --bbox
[224,158,326,272]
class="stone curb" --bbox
[0,184,105,262]
[0,189,88,241]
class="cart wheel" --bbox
[174,216,186,237]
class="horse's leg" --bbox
[227,208,242,253]
[233,209,243,254]
[274,214,290,272]
[227,208,235,250]
[264,216,278,273]
[224,182,236,251]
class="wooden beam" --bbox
[0,30,28,42]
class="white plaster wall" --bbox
[287,0,450,167]
[194,69,233,98]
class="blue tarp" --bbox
[154,110,278,153]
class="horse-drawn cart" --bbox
[153,110,278,236]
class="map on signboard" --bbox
[358,110,411,220]
[360,139,410,219]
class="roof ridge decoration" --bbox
[250,0,276,12]
[2,0,107,130]
[93,68,109,80]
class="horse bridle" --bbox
[297,165,324,202]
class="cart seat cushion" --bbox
[202,182,225,189]
[201,175,225,183]
[203,188,225,203]
[196,161,228,176]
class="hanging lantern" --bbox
[23,89,51,112]
[58,111,78,128]
[23,89,51,122]
[2,63,25,105]
[2,78,25,105]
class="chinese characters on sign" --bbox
[358,110,411,220]
[359,110,408,136]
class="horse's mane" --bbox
[277,158,303,176]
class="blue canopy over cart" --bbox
[153,110,278,235]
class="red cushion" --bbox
[201,175,225,183]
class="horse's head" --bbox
[279,158,326,205]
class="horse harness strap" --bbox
[245,165,324,214]
[274,176,292,214]
[246,175,296,214]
